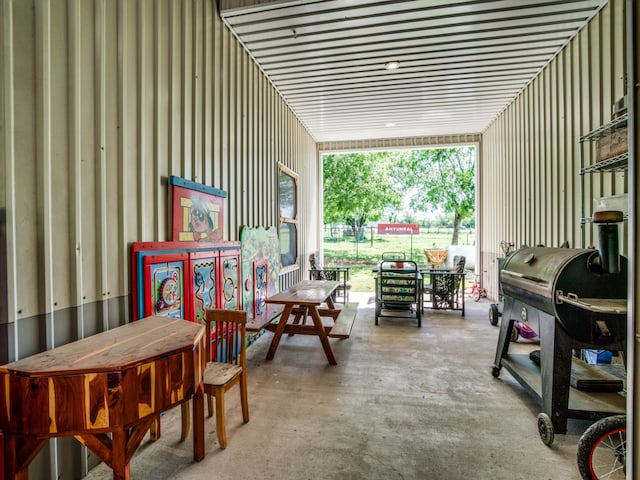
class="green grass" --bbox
[323,228,475,291]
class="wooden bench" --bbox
[277,302,358,339]
[327,302,359,339]
[246,305,284,332]
[249,301,358,340]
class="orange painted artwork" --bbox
[170,176,227,242]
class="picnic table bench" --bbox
[247,302,358,339]
[246,304,284,332]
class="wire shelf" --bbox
[580,152,628,174]
[579,113,628,142]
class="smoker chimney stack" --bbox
[592,210,624,274]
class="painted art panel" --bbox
[240,226,280,322]
[150,262,184,318]
[170,176,227,243]
[253,260,268,319]
[193,259,217,322]
[221,255,240,310]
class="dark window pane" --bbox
[279,223,297,266]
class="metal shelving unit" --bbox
[579,112,628,246]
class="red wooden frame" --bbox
[169,176,226,243]
[131,241,241,321]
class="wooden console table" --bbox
[0,316,206,480]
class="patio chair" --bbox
[375,259,422,327]
[308,253,352,303]
[424,255,466,311]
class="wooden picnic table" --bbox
[264,280,358,365]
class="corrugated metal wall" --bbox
[0,1,317,477]
[480,0,627,299]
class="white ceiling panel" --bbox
[220,0,607,142]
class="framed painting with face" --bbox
[169,176,227,243]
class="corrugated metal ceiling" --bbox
[220,0,607,142]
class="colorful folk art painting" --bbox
[221,255,240,310]
[151,262,183,318]
[253,260,268,318]
[170,176,227,243]
[131,241,241,321]
[240,226,280,322]
[193,259,216,322]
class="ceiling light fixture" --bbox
[386,123,396,127]
[385,61,400,70]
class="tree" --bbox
[399,147,475,245]
[323,152,402,238]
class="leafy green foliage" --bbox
[396,147,475,244]
[323,147,476,245]
[323,152,402,225]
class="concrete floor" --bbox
[85,293,592,480]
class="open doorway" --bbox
[319,145,478,293]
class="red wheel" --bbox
[577,415,626,479]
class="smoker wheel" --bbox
[537,413,554,446]
[510,326,519,342]
[491,366,501,378]
[489,304,499,326]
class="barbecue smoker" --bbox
[492,211,627,445]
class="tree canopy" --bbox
[322,147,476,245]
[322,151,402,231]
[398,147,475,244]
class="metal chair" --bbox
[424,255,466,312]
[375,259,422,327]
[434,256,465,306]
[308,253,351,303]
[202,308,250,448]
